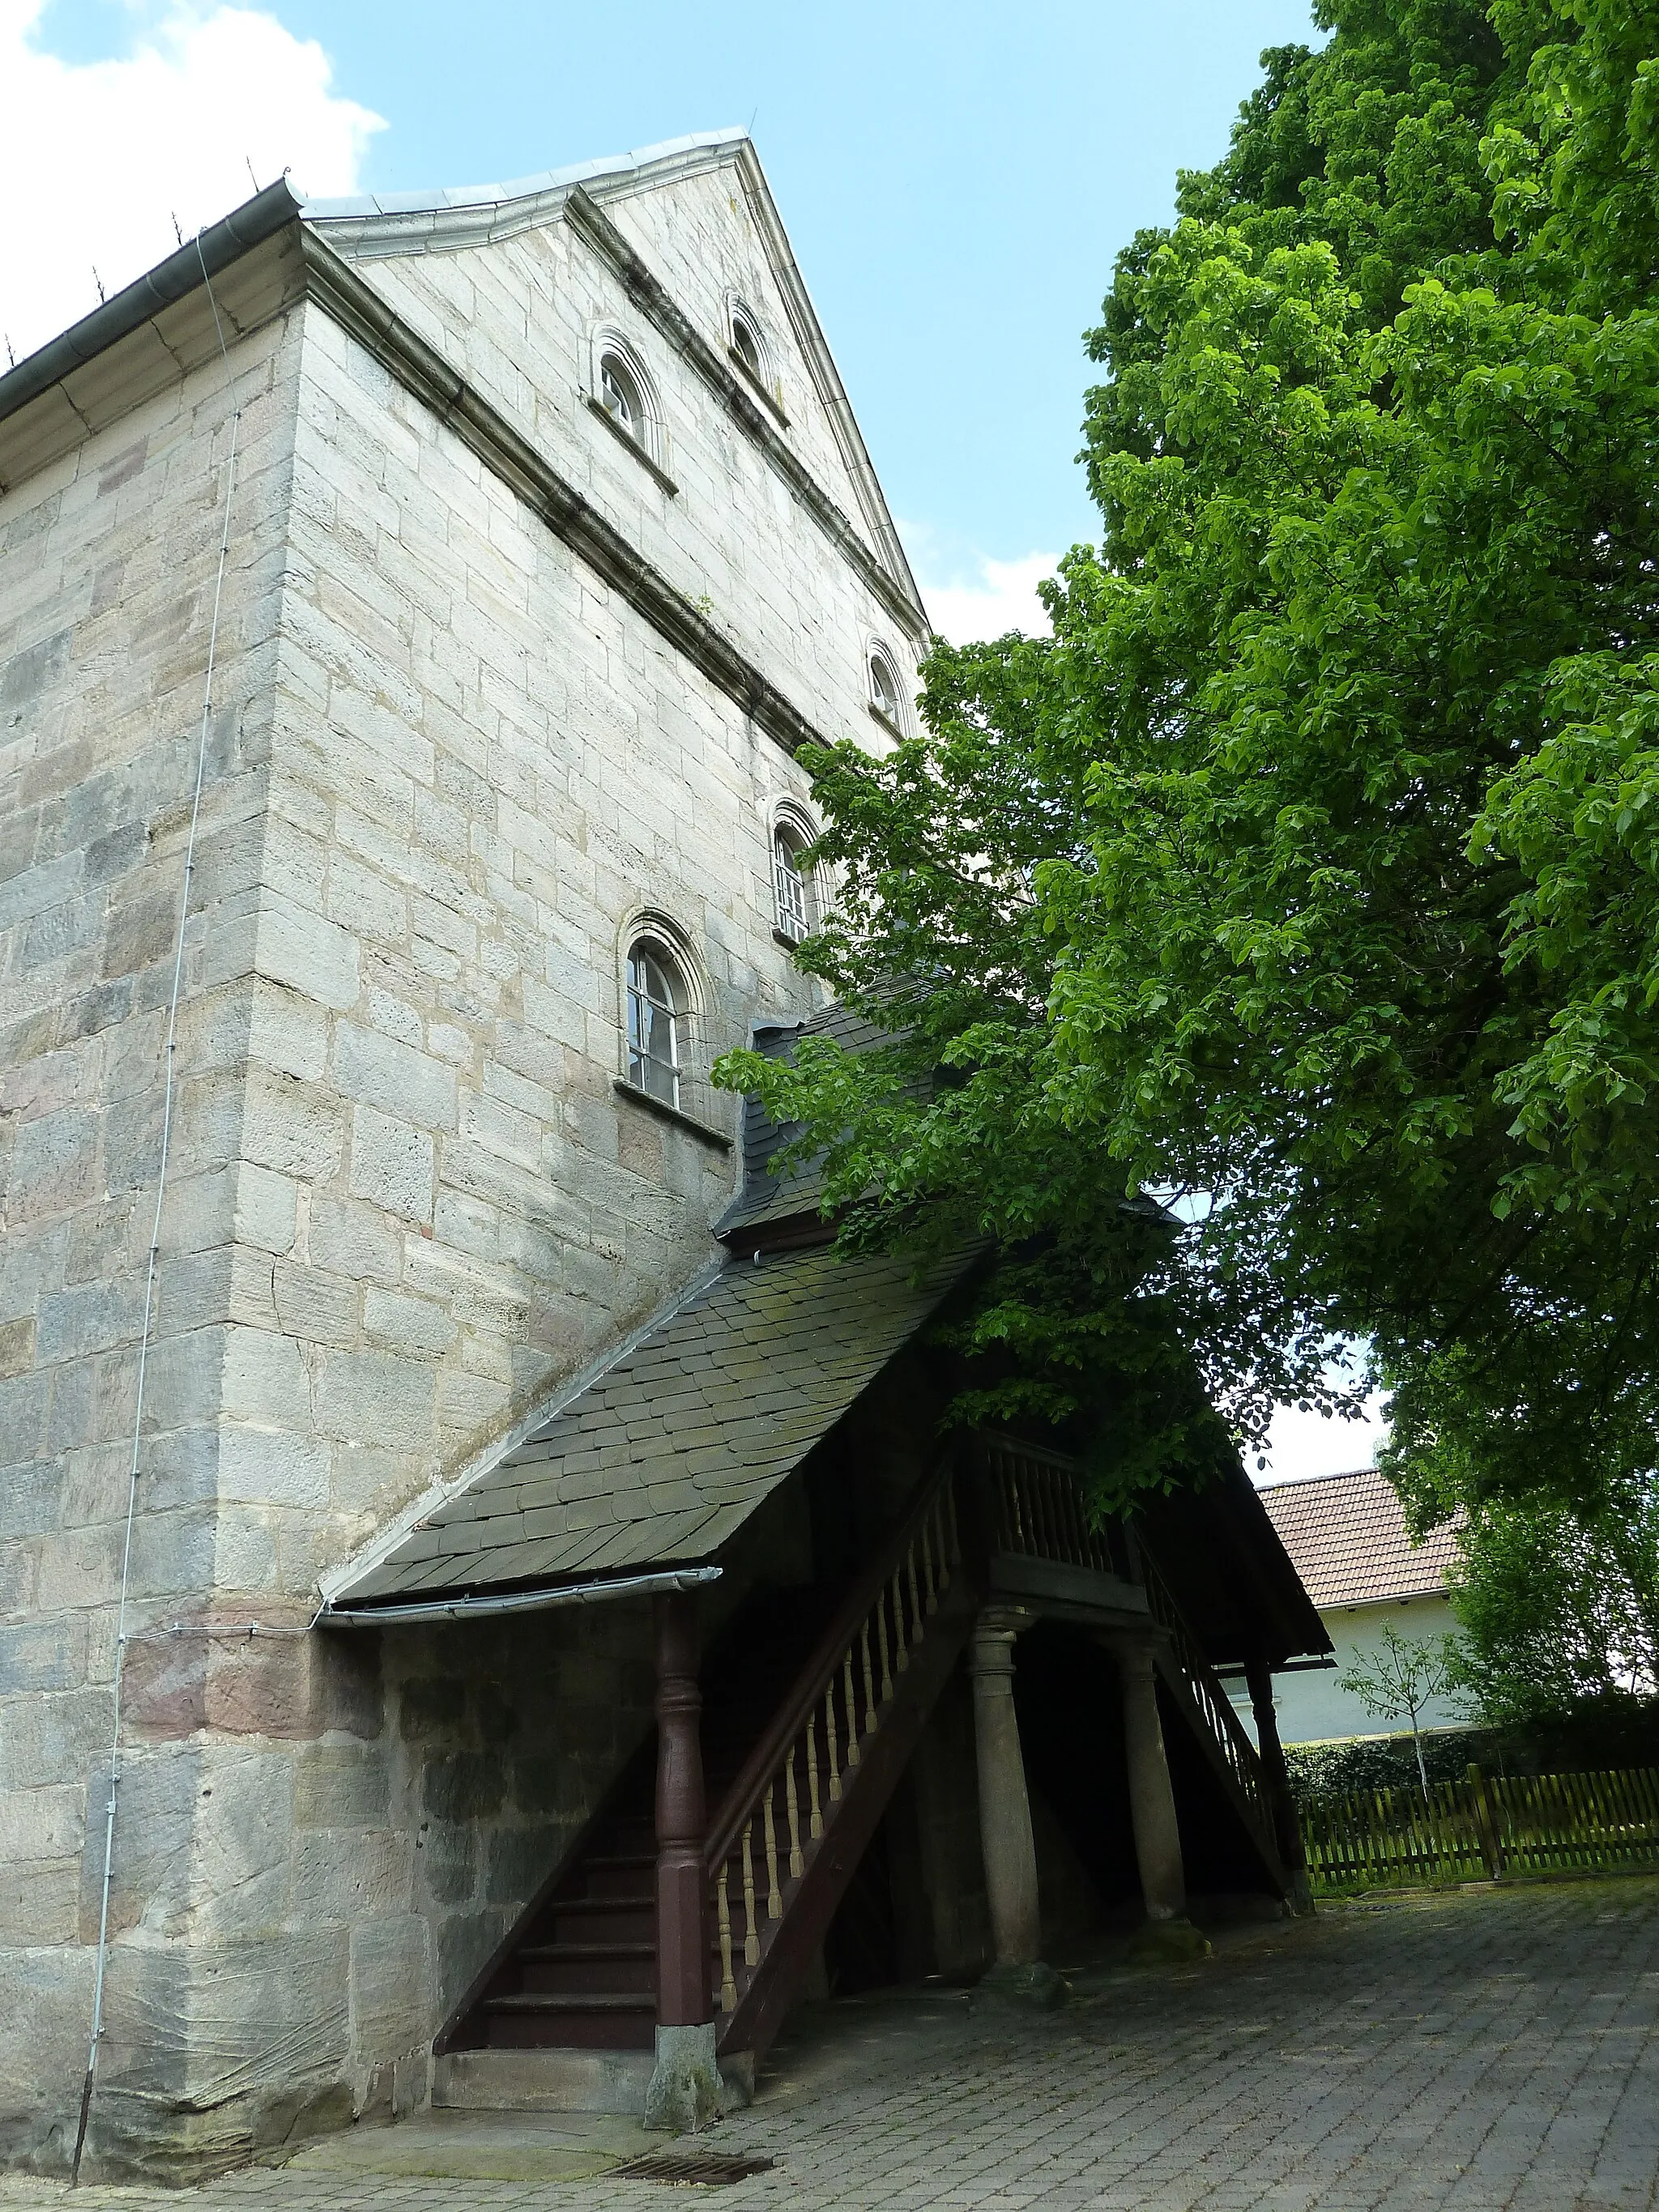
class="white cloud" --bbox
[0,1,383,363]
[915,550,1058,646]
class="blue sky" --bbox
[23,0,1320,612]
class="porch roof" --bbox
[324,1239,973,1607]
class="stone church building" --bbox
[0,134,1329,2181]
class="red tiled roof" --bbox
[1256,1467,1462,1611]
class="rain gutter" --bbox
[320,1563,722,1628]
[0,178,303,428]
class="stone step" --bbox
[433,2046,655,2116]
[488,1991,655,2014]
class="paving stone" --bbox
[3,1880,1649,2212]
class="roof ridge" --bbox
[1255,1464,1383,1494]
[299,128,749,224]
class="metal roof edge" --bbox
[0,178,302,432]
[1255,1466,1384,1495]
[300,129,750,224]
[1317,1585,1455,1616]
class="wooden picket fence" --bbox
[1301,1765,1659,1893]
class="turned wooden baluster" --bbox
[740,1822,759,1965]
[785,1747,804,1877]
[715,1864,736,2012]
[762,1783,783,1918]
[823,1681,842,1801]
[842,1652,861,1765]
[806,1714,824,1836]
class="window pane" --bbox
[626,941,681,1107]
[601,355,640,437]
[775,834,808,936]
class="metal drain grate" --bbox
[612,2147,774,2186]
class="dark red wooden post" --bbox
[653,1589,710,2026]
[1245,1648,1312,1911]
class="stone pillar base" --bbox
[975,1958,1070,2010]
[1126,1916,1211,1965]
[642,2023,723,2134]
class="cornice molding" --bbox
[724,143,926,621]
[295,227,828,760]
[561,186,926,641]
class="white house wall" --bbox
[1230,1594,1466,1748]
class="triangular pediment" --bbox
[302,133,923,626]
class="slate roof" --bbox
[718,1002,911,1240]
[329,1240,973,1605]
[1256,1467,1463,1612]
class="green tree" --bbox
[1337,1625,1462,1788]
[1443,1481,1659,1724]
[717,0,1659,1519]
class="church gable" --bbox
[302,136,923,647]
[593,151,904,588]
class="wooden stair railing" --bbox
[1137,1536,1288,1889]
[705,1458,979,2062]
[980,1434,1132,1580]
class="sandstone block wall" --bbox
[1,312,302,2172]
[2,159,916,2177]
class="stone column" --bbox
[968,1609,1064,2004]
[1244,1649,1313,1913]
[644,1591,722,2132]
[1111,1635,1188,1922]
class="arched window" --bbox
[599,347,647,443]
[625,937,686,1106]
[868,646,903,728]
[774,823,812,944]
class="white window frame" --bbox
[625,935,689,1108]
[587,327,671,479]
[772,816,815,944]
[867,643,907,734]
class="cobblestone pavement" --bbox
[6,1877,1657,2211]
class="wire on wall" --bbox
[70,243,242,2186]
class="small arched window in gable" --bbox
[868,646,904,731]
[773,822,813,944]
[727,297,786,423]
[626,936,687,1106]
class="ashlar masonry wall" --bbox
[0,308,305,2174]
[3,165,905,2178]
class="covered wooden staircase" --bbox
[438,1443,1301,2078]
